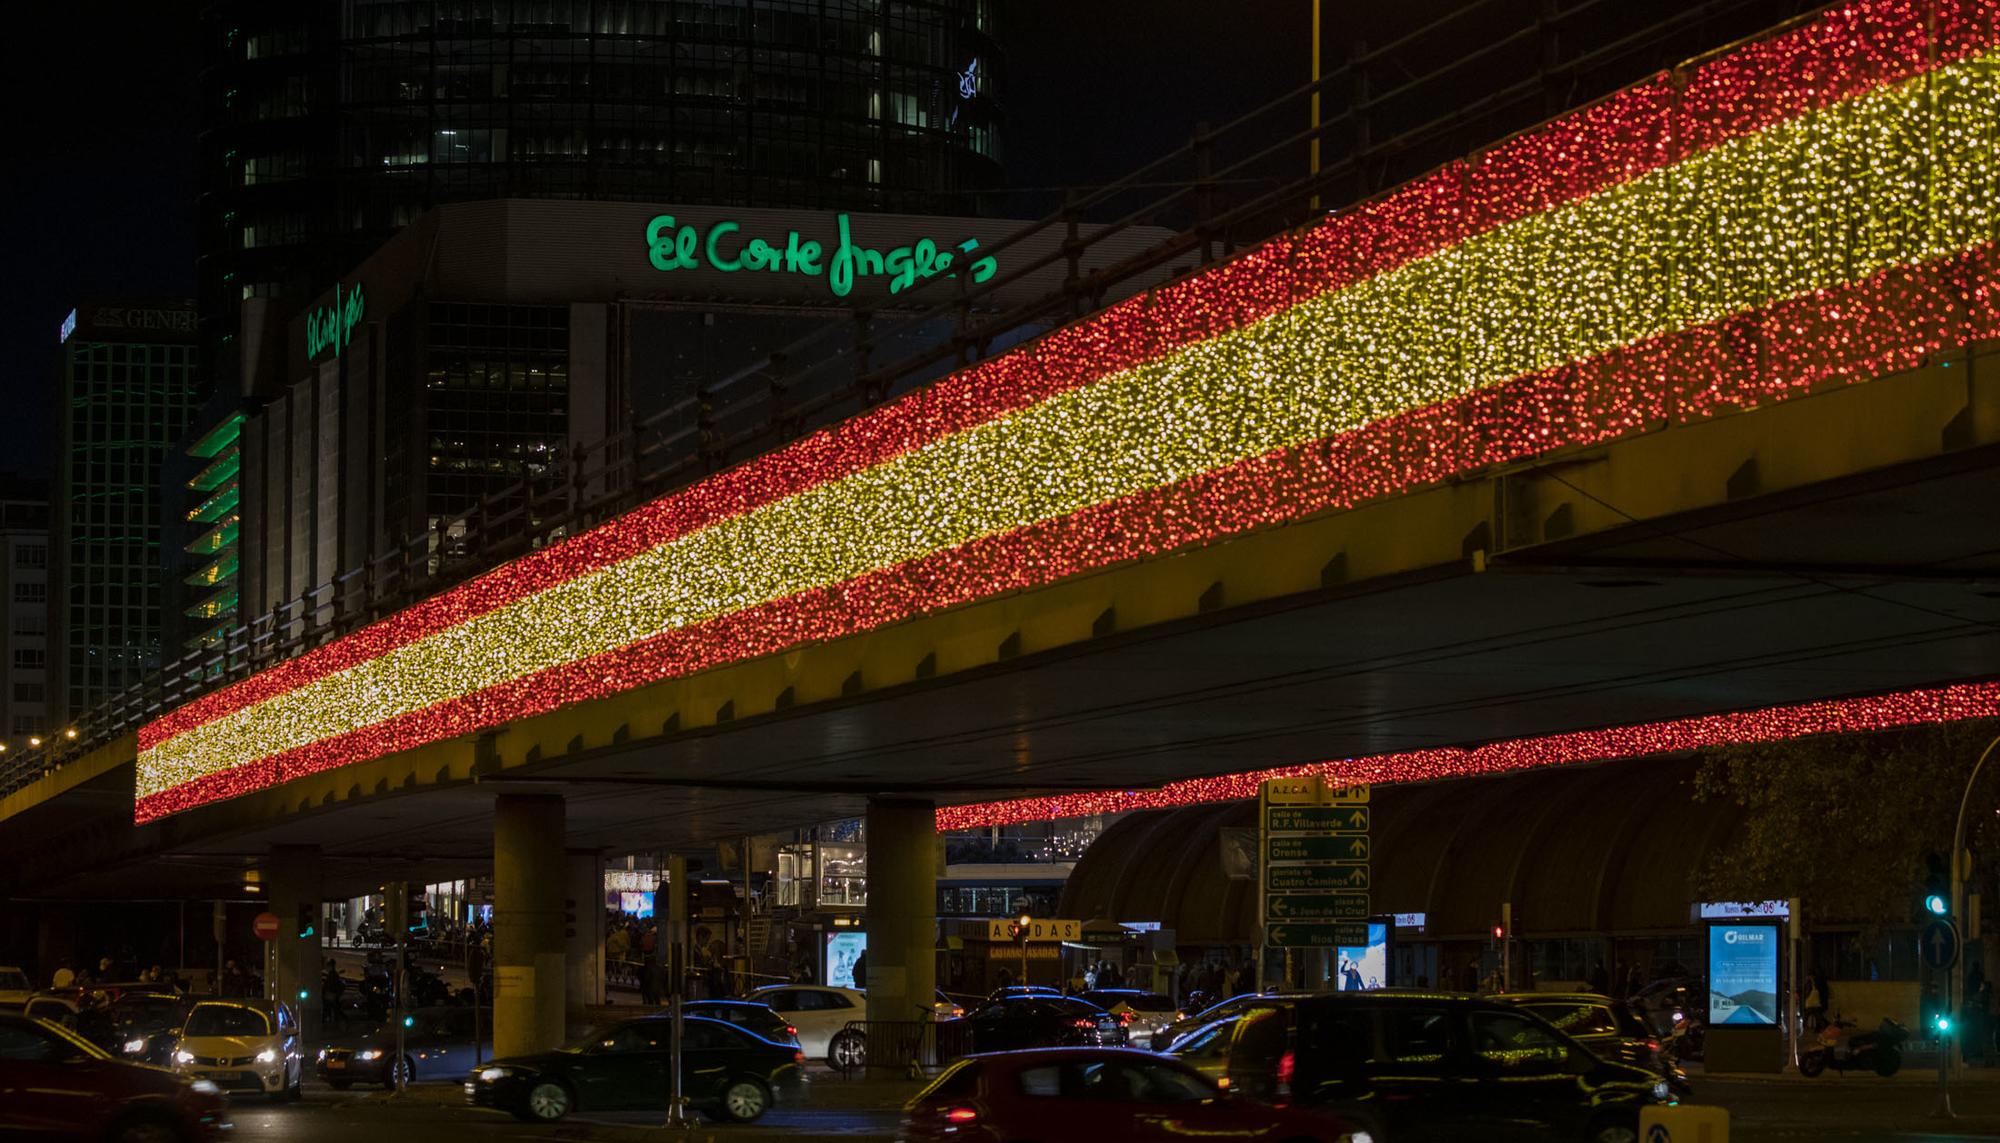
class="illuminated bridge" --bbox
[6,0,1999,1057]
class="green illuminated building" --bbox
[181,413,245,650]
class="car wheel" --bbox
[526,1079,573,1121]
[387,1055,415,1087]
[110,1115,181,1143]
[1588,1116,1638,1143]
[719,1078,771,1123]
[829,1029,865,1070]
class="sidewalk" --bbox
[1696,1056,2000,1083]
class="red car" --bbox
[0,1012,231,1141]
[902,1047,1360,1143]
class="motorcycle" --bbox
[1661,1009,1706,1063]
[1799,1016,1907,1077]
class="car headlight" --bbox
[1653,1080,1671,1100]
[256,1047,278,1064]
[174,1049,195,1065]
[190,1079,222,1096]
[479,1066,511,1081]
[316,1048,327,1061]
[356,1048,383,1061]
[123,1038,148,1055]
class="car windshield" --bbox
[0,971,28,991]
[183,1005,271,1037]
[1522,1002,1621,1038]
[112,997,186,1025]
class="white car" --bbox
[744,985,864,1064]
[173,998,304,1101]
[0,966,30,1009]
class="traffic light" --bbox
[297,902,318,940]
[1936,1011,1954,1037]
[1921,852,1951,921]
[384,882,407,935]
[405,883,429,935]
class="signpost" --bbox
[252,912,280,941]
[1260,776,1370,989]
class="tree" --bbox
[1691,720,2000,929]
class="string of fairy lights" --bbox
[933,681,2000,830]
[138,0,2000,821]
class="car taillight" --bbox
[1647,1039,1661,1052]
[1072,1018,1096,1029]
[1118,1010,1133,1024]
[786,1025,798,1037]
[794,1050,806,1064]
[1277,1050,1295,1089]
[945,1106,979,1123]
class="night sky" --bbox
[0,0,1460,484]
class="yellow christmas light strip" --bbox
[138,46,2000,802]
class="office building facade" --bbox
[197,0,1003,393]
[0,481,51,746]
[53,303,203,724]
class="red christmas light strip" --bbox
[134,238,2000,822]
[138,0,1986,751]
[935,680,2000,831]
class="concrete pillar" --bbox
[566,850,606,1025]
[262,845,323,1045]
[494,795,566,1057]
[864,797,937,1072]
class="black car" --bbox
[679,1000,798,1046]
[108,991,193,1066]
[1219,992,1667,1143]
[318,1006,492,1088]
[1491,992,1690,1095]
[1151,992,1308,1050]
[464,1015,804,1123]
[951,996,1127,1053]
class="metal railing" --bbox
[3,0,1825,801]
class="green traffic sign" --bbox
[1266,922,1372,948]
[1265,863,1372,890]
[1265,893,1370,920]
[1267,835,1372,863]
[1266,806,1371,834]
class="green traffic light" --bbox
[1926,893,1949,916]
[1936,1013,1953,1035]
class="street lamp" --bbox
[27,736,40,748]
[63,728,77,740]
[1015,910,1033,990]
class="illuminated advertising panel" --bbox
[1335,922,1389,991]
[825,931,867,990]
[1709,924,1779,1025]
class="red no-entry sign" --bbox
[252,912,281,941]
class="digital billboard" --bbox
[825,931,867,990]
[1335,922,1389,991]
[1709,923,1779,1025]
[618,890,654,918]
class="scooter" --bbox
[1799,1016,1907,1077]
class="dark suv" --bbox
[1199,992,1668,1143]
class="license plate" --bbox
[327,1060,346,1069]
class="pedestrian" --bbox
[321,959,346,1026]
[851,949,868,990]
[640,948,661,1006]
[1803,970,1826,1032]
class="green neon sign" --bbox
[307,282,365,360]
[644,213,997,298]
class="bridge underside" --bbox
[6,348,1999,898]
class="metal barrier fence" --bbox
[834,1019,978,1078]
